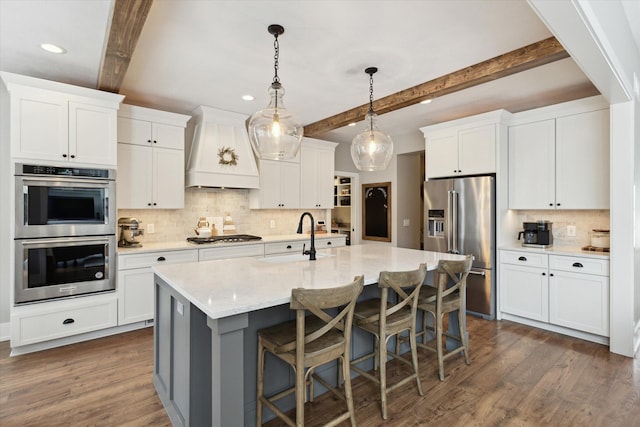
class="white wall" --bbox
[396,152,422,249]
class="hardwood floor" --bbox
[1,318,638,426]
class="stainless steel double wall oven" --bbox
[14,164,117,304]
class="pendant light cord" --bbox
[273,34,280,85]
[368,72,374,129]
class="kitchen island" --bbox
[152,245,464,426]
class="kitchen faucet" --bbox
[296,212,316,261]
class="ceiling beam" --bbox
[304,36,569,136]
[97,0,153,93]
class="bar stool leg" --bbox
[409,325,424,395]
[256,340,265,426]
[436,313,445,381]
[458,308,471,365]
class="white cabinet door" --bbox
[153,147,185,208]
[11,89,69,162]
[499,263,549,322]
[301,144,334,209]
[458,124,495,176]
[117,268,154,325]
[426,130,458,178]
[549,270,609,336]
[69,102,118,166]
[254,160,300,209]
[555,109,610,209]
[117,116,152,146]
[117,143,153,209]
[152,122,184,150]
[508,120,555,209]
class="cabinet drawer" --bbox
[118,249,198,270]
[315,237,346,249]
[264,241,306,255]
[11,294,117,346]
[549,255,609,276]
[199,244,264,261]
[500,250,548,268]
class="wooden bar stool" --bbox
[256,275,364,427]
[416,255,473,381]
[350,264,427,420]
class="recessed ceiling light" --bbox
[420,99,433,105]
[242,94,255,101]
[40,43,66,54]
[347,122,356,127]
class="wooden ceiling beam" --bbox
[304,36,569,136]
[97,0,153,93]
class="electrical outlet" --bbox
[147,223,155,234]
[567,225,576,237]
[269,220,276,229]
[403,219,410,227]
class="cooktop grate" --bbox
[187,234,262,244]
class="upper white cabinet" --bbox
[421,110,510,179]
[300,138,337,209]
[508,97,610,210]
[116,104,190,209]
[1,72,124,166]
[250,156,301,209]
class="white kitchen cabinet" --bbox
[499,252,549,322]
[117,249,198,325]
[198,244,265,261]
[499,249,610,340]
[116,105,190,209]
[421,111,509,179]
[508,105,609,210]
[549,255,609,336]
[2,72,123,166]
[10,292,118,347]
[300,138,337,209]
[264,235,346,256]
[250,158,301,209]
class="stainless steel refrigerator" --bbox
[424,175,495,319]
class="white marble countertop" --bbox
[499,244,610,260]
[153,245,465,320]
[117,233,345,255]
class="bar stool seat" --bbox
[256,275,364,427]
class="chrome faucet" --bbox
[297,212,316,261]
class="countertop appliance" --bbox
[187,234,262,245]
[518,221,553,248]
[118,217,145,248]
[424,175,495,319]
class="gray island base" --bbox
[152,245,465,426]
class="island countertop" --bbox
[153,245,465,320]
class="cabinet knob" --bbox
[153,140,157,144]
[286,245,292,249]
[550,273,554,277]
[542,272,546,276]
[148,203,152,206]
[157,256,166,261]
[327,241,332,245]
[572,262,584,268]
[148,139,152,143]
[518,256,527,261]
[557,203,561,206]
[62,318,75,325]
[549,203,554,207]
[153,203,157,206]
[70,154,75,159]
[62,154,68,158]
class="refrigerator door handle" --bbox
[447,190,452,253]
[452,190,459,254]
[469,269,486,276]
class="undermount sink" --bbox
[258,252,334,264]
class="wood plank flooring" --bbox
[1,318,638,426]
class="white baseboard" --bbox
[0,321,9,342]
[500,312,610,346]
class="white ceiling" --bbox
[2,0,636,146]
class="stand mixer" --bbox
[118,217,144,247]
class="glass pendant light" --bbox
[351,67,394,171]
[248,24,303,160]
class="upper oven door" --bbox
[15,175,116,238]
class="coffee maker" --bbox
[518,221,553,248]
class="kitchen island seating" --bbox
[256,275,364,427]
[416,255,473,381]
[350,264,427,420]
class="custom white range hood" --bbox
[186,105,259,188]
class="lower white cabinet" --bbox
[11,293,118,347]
[198,244,264,261]
[499,249,609,339]
[117,249,198,325]
[264,235,346,256]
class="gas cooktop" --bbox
[187,234,262,245]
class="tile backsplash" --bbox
[513,210,610,247]
[118,188,327,243]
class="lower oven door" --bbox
[15,235,116,304]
